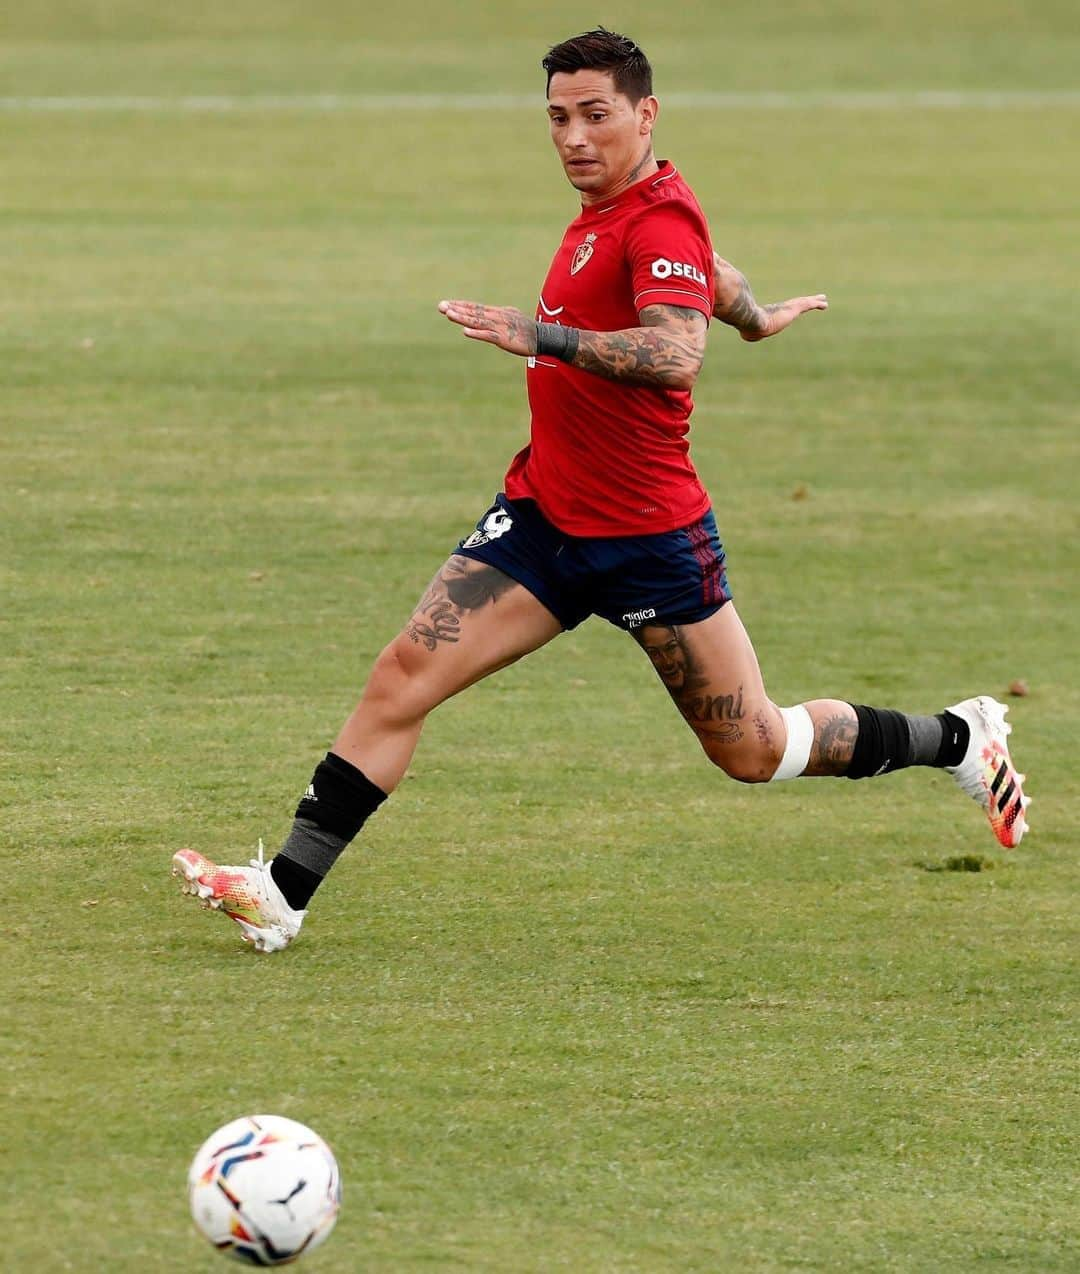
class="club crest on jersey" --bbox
[570,233,597,275]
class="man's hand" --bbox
[712,252,827,342]
[438,299,537,357]
[742,293,829,341]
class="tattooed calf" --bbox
[809,711,859,775]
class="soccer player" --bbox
[173,29,1029,951]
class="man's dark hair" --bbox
[542,28,653,102]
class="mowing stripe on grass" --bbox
[2,91,1080,113]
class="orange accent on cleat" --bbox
[946,696,1030,849]
[171,843,305,951]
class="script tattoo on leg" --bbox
[635,623,745,743]
[684,685,745,743]
[406,583,461,651]
[406,555,517,652]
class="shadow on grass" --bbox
[913,854,998,873]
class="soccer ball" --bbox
[188,1114,341,1266]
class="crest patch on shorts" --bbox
[462,508,514,549]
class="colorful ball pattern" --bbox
[188,1115,341,1266]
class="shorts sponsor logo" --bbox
[622,607,657,628]
[461,508,513,549]
[650,257,707,287]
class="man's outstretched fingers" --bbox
[438,301,538,356]
[439,299,483,326]
[741,293,829,341]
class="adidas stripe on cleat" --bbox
[945,696,1031,848]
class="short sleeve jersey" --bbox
[504,161,714,537]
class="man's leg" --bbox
[634,604,1029,846]
[174,555,562,949]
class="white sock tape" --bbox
[770,704,814,782]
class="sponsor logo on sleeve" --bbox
[650,257,707,287]
[622,607,657,628]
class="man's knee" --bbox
[700,734,783,784]
[361,636,436,722]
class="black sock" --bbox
[844,705,969,779]
[269,752,388,910]
[268,852,323,913]
[845,705,912,779]
[935,710,970,768]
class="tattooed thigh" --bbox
[405,555,520,652]
[633,622,754,745]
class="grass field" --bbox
[3,2,1078,1270]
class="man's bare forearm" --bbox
[712,266,778,339]
[439,297,708,385]
[547,303,706,390]
[570,330,698,390]
[710,253,828,342]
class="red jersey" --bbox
[504,160,714,537]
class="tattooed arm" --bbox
[711,252,828,342]
[572,304,706,389]
[437,299,707,390]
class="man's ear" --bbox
[639,95,659,136]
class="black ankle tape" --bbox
[845,705,913,780]
[295,752,388,841]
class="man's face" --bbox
[640,625,688,690]
[547,70,655,199]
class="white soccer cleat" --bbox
[945,696,1031,849]
[171,840,306,951]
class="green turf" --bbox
[3,3,1079,1270]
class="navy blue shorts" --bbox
[454,494,731,632]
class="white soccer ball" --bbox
[188,1114,341,1266]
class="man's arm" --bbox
[570,304,706,389]
[711,252,828,342]
[438,300,707,391]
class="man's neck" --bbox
[580,150,660,207]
